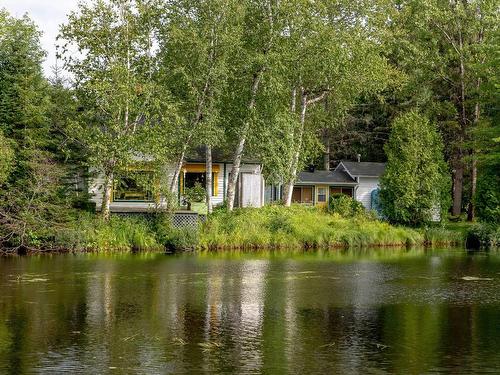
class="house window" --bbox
[330,186,353,197]
[292,186,314,204]
[317,187,327,202]
[302,187,313,203]
[185,172,206,189]
[183,172,217,196]
[113,172,154,202]
[292,187,302,202]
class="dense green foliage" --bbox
[0,10,79,250]
[328,194,366,217]
[380,112,451,226]
[475,170,500,224]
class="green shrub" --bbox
[164,227,199,252]
[183,182,206,203]
[475,170,500,224]
[380,111,451,226]
[328,194,365,217]
[466,223,500,249]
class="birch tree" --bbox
[279,0,393,205]
[60,0,168,220]
[224,0,290,211]
[157,0,244,199]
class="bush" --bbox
[380,111,451,226]
[164,227,199,252]
[183,182,206,204]
[466,223,500,249]
[475,170,500,224]
[328,194,365,217]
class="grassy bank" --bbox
[199,205,462,250]
[1,205,469,254]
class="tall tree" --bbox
[380,111,451,226]
[60,0,170,219]
[225,0,279,211]
[156,0,244,206]
[278,0,394,205]
[389,0,499,219]
[0,10,73,249]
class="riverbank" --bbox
[199,205,462,250]
[1,205,478,254]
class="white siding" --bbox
[223,163,264,208]
[241,173,263,207]
[355,177,380,210]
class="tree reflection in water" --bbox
[0,249,499,374]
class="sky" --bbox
[0,0,80,76]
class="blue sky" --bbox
[0,0,80,76]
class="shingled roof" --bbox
[296,169,356,184]
[185,146,260,164]
[337,161,386,177]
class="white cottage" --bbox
[89,149,265,213]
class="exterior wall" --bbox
[223,163,264,208]
[355,177,380,210]
[89,162,264,211]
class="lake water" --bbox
[0,248,499,374]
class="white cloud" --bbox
[0,0,80,76]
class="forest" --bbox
[0,0,498,252]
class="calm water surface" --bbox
[0,248,499,374]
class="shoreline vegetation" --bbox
[2,205,495,256]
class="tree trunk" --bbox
[467,97,481,221]
[283,90,308,206]
[323,132,330,170]
[206,144,213,214]
[101,171,114,221]
[283,89,329,207]
[452,158,463,216]
[226,71,263,211]
[467,155,477,221]
[169,147,187,194]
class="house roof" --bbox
[296,169,356,185]
[185,147,260,164]
[337,161,386,178]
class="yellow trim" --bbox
[184,163,220,173]
[315,185,328,206]
[181,165,219,197]
[214,174,218,196]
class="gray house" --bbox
[266,161,386,210]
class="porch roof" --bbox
[296,169,356,185]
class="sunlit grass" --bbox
[199,205,458,250]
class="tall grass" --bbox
[52,205,463,253]
[58,213,163,252]
[199,205,430,250]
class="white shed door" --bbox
[241,173,262,207]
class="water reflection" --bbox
[0,249,499,374]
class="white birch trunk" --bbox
[206,144,213,214]
[101,171,114,221]
[283,90,308,206]
[226,71,263,211]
